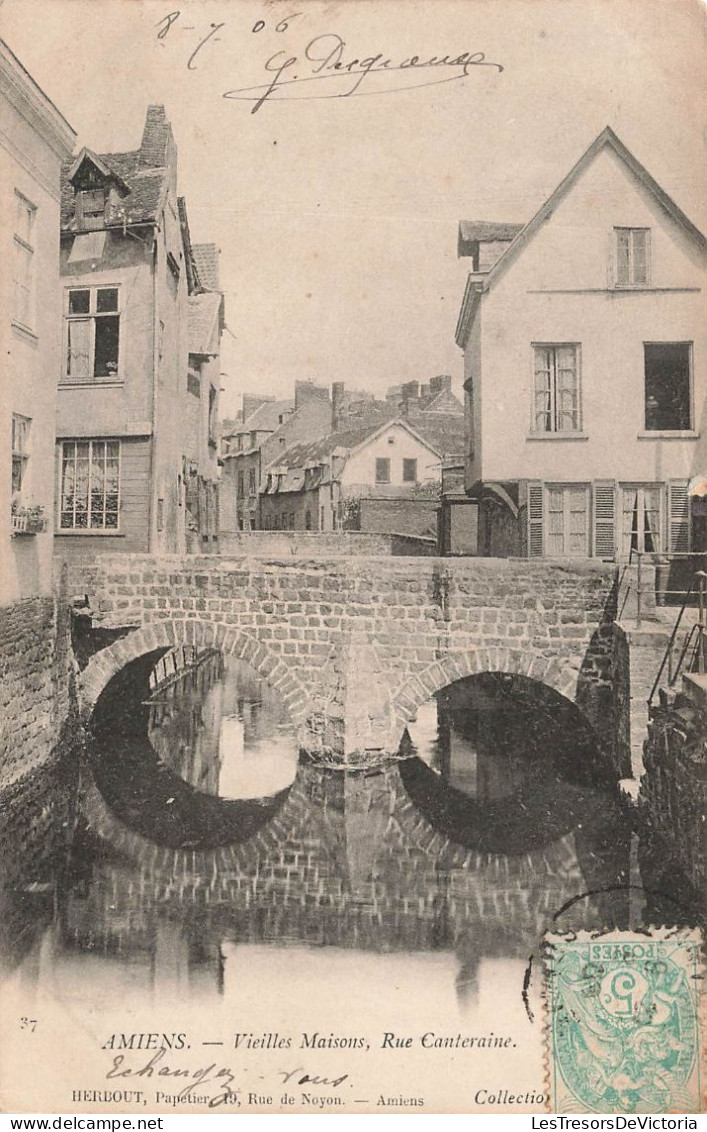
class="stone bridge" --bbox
[65,553,629,776]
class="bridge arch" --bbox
[391,644,594,748]
[79,619,313,729]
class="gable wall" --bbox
[342,424,441,489]
[476,145,705,485]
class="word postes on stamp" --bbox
[543,929,703,1115]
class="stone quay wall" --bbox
[65,553,626,774]
[639,676,707,902]
[0,590,76,790]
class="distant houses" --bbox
[456,126,705,560]
[261,417,442,536]
[220,377,465,540]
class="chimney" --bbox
[138,105,175,170]
[430,374,452,394]
[243,394,274,420]
[295,380,330,411]
[331,382,345,431]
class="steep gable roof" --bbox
[456,126,706,347]
[485,126,706,289]
[267,418,441,475]
[60,105,175,231]
[192,244,220,291]
[233,399,293,435]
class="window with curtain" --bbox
[533,345,581,433]
[63,287,120,383]
[60,440,120,530]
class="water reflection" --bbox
[148,653,297,800]
[1,657,701,1023]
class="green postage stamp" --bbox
[543,929,703,1115]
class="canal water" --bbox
[0,650,701,1112]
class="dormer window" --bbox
[615,228,650,286]
[76,188,106,231]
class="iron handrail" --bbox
[648,570,707,705]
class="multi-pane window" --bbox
[620,485,661,555]
[545,485,590,556]
[60,440,120,530]
[63,287,120,383]
[644,343,692,431]
[11,414,31,495]
[403,458,418,483]
[616,228,650,286]
[13,192,36,329]
[532,345,581,432]
[375,458,391,484]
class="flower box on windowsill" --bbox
[11,507,46,536]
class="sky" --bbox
[2,0,704,416]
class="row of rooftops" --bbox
[222,378,466,482]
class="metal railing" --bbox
[648,570,707,705]
[618,549,707,627]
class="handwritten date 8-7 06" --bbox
[153,9,503,114]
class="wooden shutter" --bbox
[668,480,690,552]
[527,481,544,557]
[593,481,616,559]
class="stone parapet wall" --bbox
[0,591,76,788]
[218,532,437,557]
[67,553,626,773]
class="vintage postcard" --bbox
[0,0,705,1117]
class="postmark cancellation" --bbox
[542,929,703,1115]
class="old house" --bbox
[220,382,331,533]
[55,105,222,560]
[261,418,441,535]
[182,232,224,551]
[1,38,76,788]
[1,39,75,603]
[456,127,706,559]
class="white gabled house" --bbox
[456,127,706,560]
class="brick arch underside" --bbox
[78,620,312,727]
[391,645,599,746]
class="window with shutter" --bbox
[593,482,616,558]
[527,482,544,557]
[668,481,690,552]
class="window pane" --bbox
[94,314,119,377]
[632,230,648,284]
[15,195,34,244]
[69,289,90,314]
[14,241,32,326]
[533,349,552,431]
[403,458,417,483]
[644,343,691,430]
[67,319,91,378]
[97,288,118,313]
[616,230,630,284]
[375,458,390,484]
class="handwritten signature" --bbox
[106,1049,238,1108]
[106,1050,351,1107]
[155,12,503,114]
